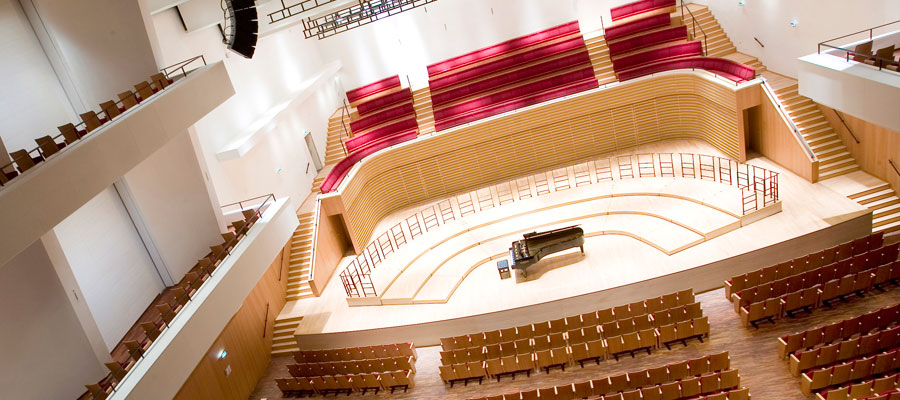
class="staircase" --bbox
[849,184,900,238]
[412,87,436,135]
[680,5,736,58]
[585,34,617,85]
[271,315,303,354]
[286,212,316,301]
[323,109,350,166]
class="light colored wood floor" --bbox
[249,285,900,400]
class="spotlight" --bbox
[790,19,799,28]
[738,0,745,6]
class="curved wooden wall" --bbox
[325,72,750,250]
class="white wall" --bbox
[29,0,159,112]
[53,186,165,351]
[692,0,900,77]
[0,240,106,399]
[123,132,223,282]
[0,0,76,152]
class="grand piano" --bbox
[509,225,585,277]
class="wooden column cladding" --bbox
[325,73,749,251]
[173,245,289,400]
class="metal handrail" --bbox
[339,99,350,155]
[817,19,900,71]
[85,194,276,399]
[681,0,708,56]
[819,19,900,46]
[160,55,207,80]
[890,159,900,178]
[267,0,339,24]
[0,55,207,191]
[830,108,860,144]
[305,198,321,287]
[759,77,817,162]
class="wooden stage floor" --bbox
[280,139,871,349]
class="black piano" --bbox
[509,225,585,276]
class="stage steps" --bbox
[412,87,436,135]
[849,184,900,239]
[585,34,617,85]
[286,212,316,301]
[323,109,349,166]
[271,315,303,354]
[680,5,736,58]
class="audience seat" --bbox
[346,75,402,104]
[610,0,677,22]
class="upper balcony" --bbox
[0,60,235,267]
[798,20,900,132]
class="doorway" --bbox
[305,131,324,172]
[743,105,762,158]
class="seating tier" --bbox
[617,57,757,83]
[610,0,677,22]
[356,89,413,117]
[426,21,581,76]
[346,118,418,154]
[346,75,401,104]
[612,41,703,72]
[320,130,418,193]
[349,102,416,133]
[604,13,672,42]
[608,25,688,56]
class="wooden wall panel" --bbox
[331,74,747,249]
[309,214,350,296]
[756,93,818,182]
[173,246,288,400]
[818,105,900,193]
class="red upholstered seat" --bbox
[357,89,413,117]
[320,130,418,193]
[604,13,671,42]
[349,103,416,133]
[346,75,401,103]
[429,36,587,91]
[612,41,703,72]
[616,57,756,82]
[610,0,676,22]
[346,118,418,154]
[431,52,591,107]
[427,21,580,76]
[608,26,688,56]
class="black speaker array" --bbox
[225,0,258,58]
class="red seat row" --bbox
[435,72,598,132]
[429,36,587,91]
[431,52,592,107]
[356,89,413,117]
[345,118,418,154]
[427,21,581,76]
[604,13,672,42]
[320,130,418,193]
[617,57,757,83]
[608,25,688,56]
[612,41,703,72]
[346,75,401,104]
[610,0,676,22]
[349,102,416,133]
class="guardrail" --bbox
[817,20,900,72]
[759,77,817,162]
[81,193,275,399]
[305,197,322,293]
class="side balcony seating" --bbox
[344,118,418,155]
[348,103,416,133]
[611,41,704,73]
[610,0,677,22]
[346,75,401,104]
[428,36,588,91]
[604,13,672,42]
[426,21,581,77]
[319,129,418,193]
[356,89,413,117]
[778,303,900,360]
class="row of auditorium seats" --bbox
[817,371,900,400]
[801,347,900,394]
[291,342,417,364]
[440,289,696,352]
[287,355,415,377]
[427,21,598,132]
[610,0,677,23]
[789,326,900,376]
[736,251,899,328]
[80,209,261,400]
[732,244,899,310]
[276,370,414,396]
[725,232,885,299]
[1,73,175,187]
[319,78,420,193]
[469,352,748,400]
[852,41,900,71]
[778,303,900,359]
[616,57,756,82]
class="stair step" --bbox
[849,184,893,200]
[819,158,857,173]
[873,202,900,218]
[874,213,900,228]
[858,189,898,205]
[876,220,900,235]
[819,164,860,180]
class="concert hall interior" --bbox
[3,0,900,399]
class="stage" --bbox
[280,139,872,349]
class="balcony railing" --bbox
[817,20,900,72]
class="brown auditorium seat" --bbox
[104,361,127,383]
[100,100,121,120]
[134,81,155,101]
[140,321,161,342]
[57,123,85,144]
[35,135,64,158]
[118,91,139,110]
[151,73,172,90]
[10,149,42,172]
[869,45,896,68]
[84,383,110,400]
[80,111,104,132]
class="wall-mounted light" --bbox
[789,19,799,28]
[218,349,228,359]
[737,0,745,6]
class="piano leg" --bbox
[580,245,584,254]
